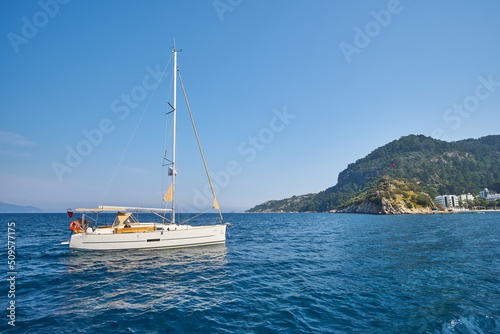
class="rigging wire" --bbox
[99,53,173,207]
[177,67,224,223]
[181,207,214,224]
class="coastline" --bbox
[245,209,500,214]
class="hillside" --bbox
[0,201,43,213]
[336,176,435,214]
[246,194,316,213]
[246,134,500,213]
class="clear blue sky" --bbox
[1,0,500,212]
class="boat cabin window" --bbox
[112,213,137,227]
[112,216,121,227]
[123,216,136,225]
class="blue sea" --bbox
[1,212,499,333]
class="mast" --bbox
[172,48,177,224]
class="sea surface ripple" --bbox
[1,212,499,333]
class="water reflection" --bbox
[58,245,229,316]
[65,244,227,274]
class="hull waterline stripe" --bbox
[79,234,217,245]
[70,240,225,250]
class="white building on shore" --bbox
[435,195,459,207]
[479,188,500,202]
[458,193,474,202]
[436,190,499,207]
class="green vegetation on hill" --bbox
[246,134,500,213]
[337,176,434,214]
[490,180,500,193]
[247,194,315,213]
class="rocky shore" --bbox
[336,197,434,215]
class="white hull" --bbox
[69,224,226,251]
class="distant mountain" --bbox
[247,134,500,213]
[0,201,43,213]
[246,193,316,213]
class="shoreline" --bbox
[244,209,500,214]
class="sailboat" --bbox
[66,48,228,250]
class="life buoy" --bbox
[69,221,81,231]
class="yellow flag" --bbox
[163,184,172,202]
[213,198,219,210]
